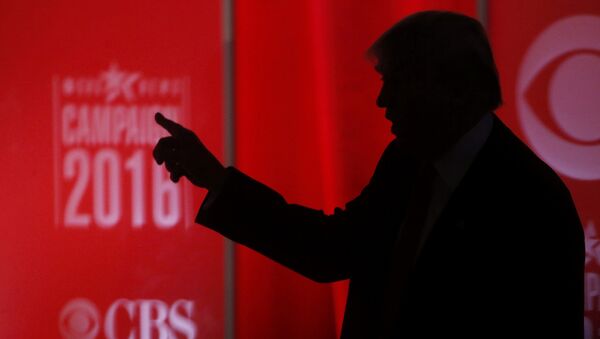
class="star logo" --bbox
[585,221,600,266]
[100,63,141,103]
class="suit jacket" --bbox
[196,115,584,338]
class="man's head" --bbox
[368,11,502,159]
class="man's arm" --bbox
[153,112,367,283]
[196,166,365,283]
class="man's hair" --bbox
[367,11,502,115]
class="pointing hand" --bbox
[153,112,225,190]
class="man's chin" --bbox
[391,123,414,141]
[391,123,402,137]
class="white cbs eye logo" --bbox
[517,15,600,181]
[59,298,100,339]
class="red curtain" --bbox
[234,1,475,338]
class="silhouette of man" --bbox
[153,11,584,338]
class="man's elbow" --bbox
[308,272,348,283]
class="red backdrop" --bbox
[0,0,225,338]
[1,0,598,338]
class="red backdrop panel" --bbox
[234,1,475,338]
[489,1,600,337]
[0,1,225,338]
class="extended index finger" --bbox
[155,112,184,137]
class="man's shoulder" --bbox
[476,115,572,202]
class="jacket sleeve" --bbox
[195,167,368,283]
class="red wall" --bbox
[0,1,225,338]
[2,0,598,338]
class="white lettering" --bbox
[93,150,121,228]
[125,150,146,228]
[586,272,600,311]
[139,300,173,339]
[60,104,182,146]
[91,105,110,144]
[61,298,197,339]
[63,149,91,227]
[62,150,180,229]
[104,299,137,339]
[77,105,91,145]
[169,300,197,339]
[153,164,180,229]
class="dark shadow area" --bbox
[153,10,585,338]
